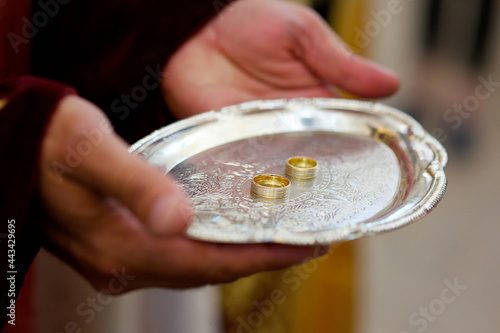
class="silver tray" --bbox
[130,98,448,245]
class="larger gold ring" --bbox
[286,156,318,180]
[251,174,291,199]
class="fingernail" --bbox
[148,196,192,235]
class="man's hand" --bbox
[164,0,399,118]
[39,95,318,291]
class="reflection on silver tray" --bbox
[130,98,448,245]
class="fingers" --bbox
[197,243,322,283]
[295,10,400,98]
[130,238,324,288]
[44,96,191,236]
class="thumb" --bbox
[47,96,192,236]
[297,11,400,98]
[93,147,193,236]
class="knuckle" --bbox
[119,166,161,211]
[289,5,323,37]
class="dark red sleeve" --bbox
[32,0,237,143]
[0,0,235,329]
[0,76,76,328]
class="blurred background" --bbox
[29,0,500,332]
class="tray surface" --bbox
[130,98,448,244]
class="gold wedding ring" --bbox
[286,156,318,180]
[251,174,291,199]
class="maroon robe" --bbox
[0,0,235,329]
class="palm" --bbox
[163,0,399,119]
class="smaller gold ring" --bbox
[251,174,291,199]
[286,156,318,180]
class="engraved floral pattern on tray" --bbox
[170,132,401,235]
